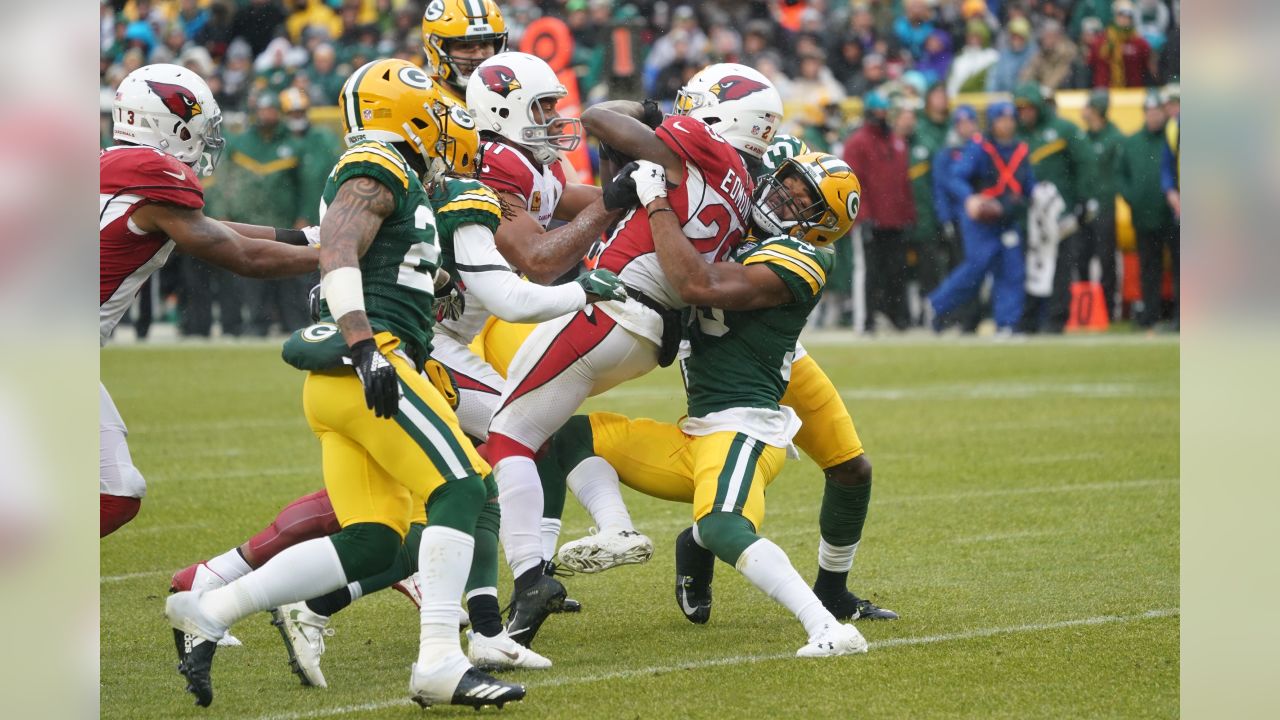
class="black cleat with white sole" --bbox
[819,588,899,621]
[172,629,217,707]
[411,667,526,710]
[674,526,714,624]
[544,561,582,614]
[505,575,565,648]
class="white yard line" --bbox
[100,569,168,584]
[251,608,1179,720]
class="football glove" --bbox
[302,226,321,247]
[574,268,628,303]
[349,338,401,418]
[434,274,465,322]
[639,98,664,130]
[307,283,323,323]
[603,160,641,211]
[630,160,668,207]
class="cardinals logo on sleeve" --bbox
[708,75,769,102]
[478,65,521,97]
[145,80,203,122]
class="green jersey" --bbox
[684,236,832,418]
[427,175,504,279]
[319,141,441,368]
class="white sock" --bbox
[540,518,562,562]
[736,539,837,638]
[346,581,363,603]
[205,548,252,583]
[818,539,859,573]
[200,538,346,629]
[566,456,634,532]
[416,525,474,668]
[494,457,546,579]
[465,587,498,602]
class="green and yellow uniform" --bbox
[286,141,488,537]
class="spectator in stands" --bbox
[231,0,288,58]
[279,87,340,230]
[915,30,954,87]
[1013,81,1096,334]
[306,43,345,107]
[643,5,708,95]
[844,2,881,55]
[986,16,1037,92]
[741,20,775,68]
[215,39,255,111]
[843,91,916,333]
[1079,89,1126,320]
[176,0,209,41]
[1120,92,1177,331]
[847,51,887,97]
[894,0,936,60]
[1136,0,1171,47]
[286,0,342,45]
[1070,0,1114,37]
[947,18,999,96]
[786,49,846,106]
[907,84,952,319]
[1019,19,1078,90]
[194,0,236,61]
[1086,0,1153,88]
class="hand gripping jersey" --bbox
[99,145,204,345]
[477,139,566,231]
[429,176,505,343]
[317,141,443,368]
[683,236,832,423]
[588,116,754,343]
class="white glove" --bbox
[629,160,668,207]
[302,225,321,248]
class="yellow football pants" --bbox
[586,412,786,530]
[783,352,865,469]
[303,333,489,536]
[469,317,536,380]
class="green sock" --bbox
[819,475,871,548]
[465,477,501,595]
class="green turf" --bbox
[101,336,1178,719]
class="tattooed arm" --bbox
[319,176,395,346]
[493,192,621,284]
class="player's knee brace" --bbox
[824,454,872,487]
[329,522,402,580]
[696,512,760,566]
[425,476,488,534]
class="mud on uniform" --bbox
[576,236,833,529]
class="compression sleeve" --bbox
[453,224,587,323]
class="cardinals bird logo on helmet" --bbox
[478,65,521,97]
[709,75,769,102]
[145,80,203,122]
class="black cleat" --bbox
[505,575,565,648]
[818,588,899,621]
[411,666,526,710]
[674,526,714,624]
[544,561,583,613]
[173,628,217,707]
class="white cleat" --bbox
[556,527,654,574]
[467,628,552,671]
[270,602,333,688]
[408,653,467,707]
[796,622,869,658]
[165,590,228,643]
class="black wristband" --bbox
[647,207,675,219]
[275,227,308,246]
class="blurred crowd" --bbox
[100,0,1180,338]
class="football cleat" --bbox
[796,622,869,658]
[818,588,900,621]
[170,563,242,646]
[556,527,654,574]
[674,526,715,624]
[467,628,552,671]
[544,561,582,613]
[410,657,525,710]
[270,602,333,688]
[166,591,226,707]
[504,574,566,648]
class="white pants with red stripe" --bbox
[487,305,659,451]
[430,333,504,442]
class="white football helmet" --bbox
[112,63,224,176]
[466,52,581,165]
[674,63,782,160]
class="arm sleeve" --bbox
[453,224,588,323]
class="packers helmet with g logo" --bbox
[339,59,478,180]
[751,152,861,247]
[422,0,508,97]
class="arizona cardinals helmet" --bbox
[112,64,224,175]
[466,52,581,165]
[674,63,782,159]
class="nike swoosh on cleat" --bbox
[678,588,702,617]
[498,648,521,660]
[507,625,529,637]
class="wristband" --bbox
[275,227,308,246]
[648,207,675,219]
[321,266,365,321]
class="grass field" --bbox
[101,335,1179,719]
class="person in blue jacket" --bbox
[931,104,982,332]
[927,101,1034,335]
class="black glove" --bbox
[307,284,323,323]
[603,160,642,211]
[434,275,465,322]
[350,338,400,418]
[640,98,664,129]
[598,141,632,170]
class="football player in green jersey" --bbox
[540,153,871,655]
[165,59,524,710]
